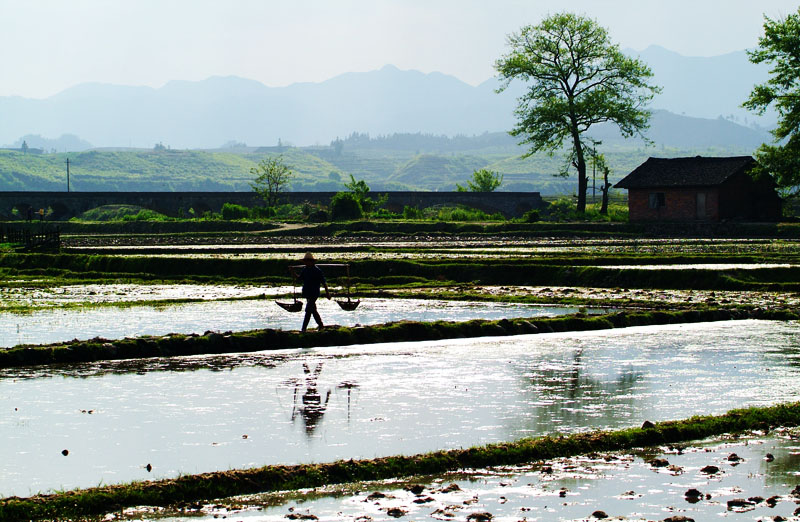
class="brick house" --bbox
[614,156,781,222]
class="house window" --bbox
[649,192,665,209]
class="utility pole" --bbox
[66,158,70,192]
[588,147,597,204]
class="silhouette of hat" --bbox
[302,252,316,264]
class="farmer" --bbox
[291,252,331,331]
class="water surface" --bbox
[0,299,601,347]
[2,320,800,496]
[151,431,800,521]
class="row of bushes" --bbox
[64,197,629,224]
[64,201,503,224]
[222,197,628,223]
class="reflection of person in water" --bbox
[292,362,331,435]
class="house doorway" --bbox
[696,193,706,220]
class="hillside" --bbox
[0,125,762,195]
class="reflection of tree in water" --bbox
[759,434,800,487]
[509,347,645,436]
[762,340,800,370]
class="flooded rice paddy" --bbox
[2,320,800,497]
[0,283,285,308]
[0,298,603,348]
[63,237,800,257]
[599,263,797,270]
[148,430,800,522]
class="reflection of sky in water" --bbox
[1,320,800,496]
[0,299,605,348]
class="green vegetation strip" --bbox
[3,403,800,521]
[1,308,796,369]
[262,220,800,238]
[4,253,800,290]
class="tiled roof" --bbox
[614,156,756,189]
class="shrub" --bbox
[251,206,276,219]
[403,205,424,220]
[307,209,329,222]
[121,209,171,222]
[543,198,575,221]
[522,209,540,222]
[371,208,399,219]
[434,206,505,222]
[541,198,628,222]
[330,192,363,220]
[273,203,306,220]
[77,205,163,222]
[221,203,250,220]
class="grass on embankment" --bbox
[1,308,796,369]
[3,402,800,521]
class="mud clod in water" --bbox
[405,484,425,495]
[684,488,702,503]
[385,507,406,518]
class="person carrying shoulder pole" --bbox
[290,252,331,332]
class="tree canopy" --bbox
[456,168,504,192]
[743,8,800,195]
[495,12,660,212]
[249,156,293,208]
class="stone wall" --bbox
[0,191,544,220]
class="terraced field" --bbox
[1,223,799,521]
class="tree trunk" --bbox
[572,134,588,213]
[600,168,610,215]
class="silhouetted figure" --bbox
[290,253,330,331]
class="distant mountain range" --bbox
[0,45,775,150]
[632,46,772,126]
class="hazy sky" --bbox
[2,0,798,98]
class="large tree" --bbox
[495,13,660,213]
[743,8,800,196]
